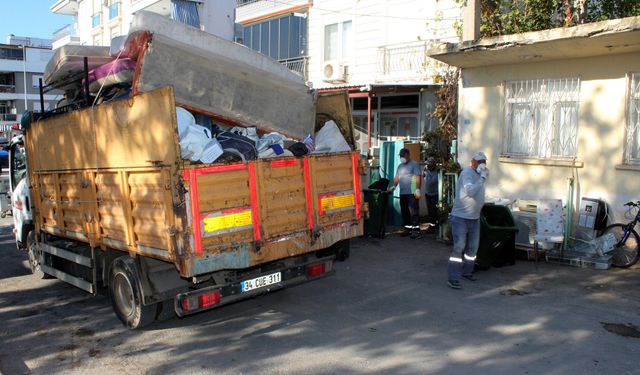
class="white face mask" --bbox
[476,163,486,173]
[400,157,407,164]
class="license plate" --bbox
[241,272,282,293]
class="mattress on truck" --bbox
[126,11,315,140]
[44,45,113,89]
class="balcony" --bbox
[0,85,15,94]
[130,0,172,17]
[279,56,307,81]
[50,0,78,15]
[377,41,448,84]
[52,24,80,49]
[236,0,309,24]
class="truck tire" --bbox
[108,257,157,329]
[26,231,50,279]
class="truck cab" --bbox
[9,135,32,250]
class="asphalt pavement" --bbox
[0,218,639,375]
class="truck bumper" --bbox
[174,257,334,317]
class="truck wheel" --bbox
[26,231,50,279]
[108,257,157,329]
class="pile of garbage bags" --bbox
[176,106,351,164]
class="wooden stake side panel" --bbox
[309,153,358,226]
[196,168,254,252]
[26,87,178,172]
[255,158,308,239]
[26,87,181,263]
[34,168,174,261]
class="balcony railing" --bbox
[0,85,15,93]
[377,41,447,82]
[236,0,261,6]
[279,56,308,80]
[53,23,78,43]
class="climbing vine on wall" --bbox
[424,68,460,173]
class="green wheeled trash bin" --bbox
[476,204,519,270]
[363,189,389,238]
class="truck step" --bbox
[40,264,94,293]
[41,243,93,267]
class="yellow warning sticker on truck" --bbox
[320,193,355,213]
[203,208,253,234]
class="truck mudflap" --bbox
[175,257,334,317]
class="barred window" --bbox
[503,78,580,159]
[625,73,640,165]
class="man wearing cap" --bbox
[446,151,489,289]
[423,157,439,229]
[388,148,422,239]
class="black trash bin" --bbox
[363,188,389,238]
[476,204,519,270]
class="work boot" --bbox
[447,280,462,289]
[462,274,477,282]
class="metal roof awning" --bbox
[428,16,640,68]
[318,83,440,94]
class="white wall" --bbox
[73,0,236,47]
[307,0,462,88]
[457,51,640,224]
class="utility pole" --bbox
[22,45,28,113]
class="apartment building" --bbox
[236,0,462,154]
[0,40,60,130]
[50,0,237,49]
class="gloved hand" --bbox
[414,188,421,199]
[476,163,489,179]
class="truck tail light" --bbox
[180,289,221,313]
[199,290,220,308]
[306,263,326,278]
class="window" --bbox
[108,1,120,19]
[110,26,120,39]
[93,33,102,46]
[31,75,43,88]
[92,13,101,28]
[503,78,580,159]
[10,142,27,190]
[324,20,352,61]
[625,73,640,165]
[238,14,307,61]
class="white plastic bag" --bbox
[179,124,213,162]
[314,120,350,153]
[176,107,196,138]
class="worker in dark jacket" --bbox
[423,157,439,229]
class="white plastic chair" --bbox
[533,199,565,266]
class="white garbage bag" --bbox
[314,120,350,153]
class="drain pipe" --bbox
[564,176,575,253]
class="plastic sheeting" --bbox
[128,11,315,140]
